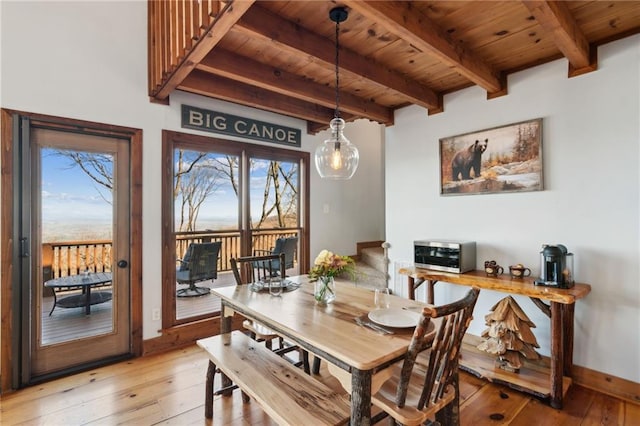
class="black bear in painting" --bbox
[451,139,488,181]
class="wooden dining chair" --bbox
[369,288,480,426]
[230,254,309,372]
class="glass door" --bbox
[29,128,131,377]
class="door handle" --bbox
[20,238,29,257]
[117,260,128,268]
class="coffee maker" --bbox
[534,244,574,288]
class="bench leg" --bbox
[312,356,321,375]
[205,360,216,419]
[302,350,310,374]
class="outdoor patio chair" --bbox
[176,242,222,297]
[253,236,298,276]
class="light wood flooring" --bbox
[2,343,638,425]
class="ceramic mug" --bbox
[509,264,531,278]
[485,264,504,277]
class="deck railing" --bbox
[43,240,113,280]
[175,228,299,271]
[44,228,300,279]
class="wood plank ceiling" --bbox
[149,1,640,133]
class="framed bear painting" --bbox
[439,118,543,196]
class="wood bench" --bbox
[197,331,351,425]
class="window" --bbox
[161,130,309,327]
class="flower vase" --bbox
[314,276,336,305]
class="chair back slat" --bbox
[395,288,480,410]
[230,253,286,285]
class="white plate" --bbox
[368,308,421,328]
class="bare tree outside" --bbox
[56,148,299,233]
[214,155,239,197]
[174,150,231,232]
[52,150,113,204]
[251,159,298,229]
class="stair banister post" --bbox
[381,242,391,289]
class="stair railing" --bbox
[382,241,391,289]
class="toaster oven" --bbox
[414,240,476,273]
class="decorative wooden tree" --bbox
[477,296,540,372]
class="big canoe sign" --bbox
[181,105,301,147]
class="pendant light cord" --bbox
[334,18,341,119]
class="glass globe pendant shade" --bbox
[315,117,359,179]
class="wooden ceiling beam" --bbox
[197,49,394,125]
[521,0,596,76]
[344,0,504,95]
[179,70,358,127]
[153,0,255,101]
[235,5,442,112]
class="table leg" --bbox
[406,277,432,303]
[562,303,575,377]
[220,302,233,396]
[408,276,416,300]
[550,301,563,409]
[85,286,92,315]
[427,280,436,305]
[351,368,372,425]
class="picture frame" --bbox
[439,118,543,196]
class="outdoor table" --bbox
[44,272,113,315]
[212,276,433,425]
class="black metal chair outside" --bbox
[254,236,298,276]
[176,242,221,297]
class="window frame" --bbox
[161,130,310,328]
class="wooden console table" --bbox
[399,267,591,409]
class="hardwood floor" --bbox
[2,344,638,425]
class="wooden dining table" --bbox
[212,276,431,425]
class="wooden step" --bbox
[351,262,387,290]
[360,246,386,273]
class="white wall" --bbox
[0,1,384,339]
[309,119,385,257]
[385,35,640,383]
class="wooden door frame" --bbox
[0,109,143,392]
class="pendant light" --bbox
[315,7,359,180]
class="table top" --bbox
[44,272,113,288]
[212,276,431,371]
[399,267,591,304]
